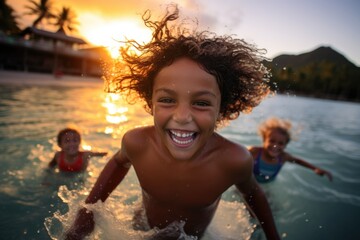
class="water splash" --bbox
[44,185,254,240]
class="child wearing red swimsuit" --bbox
[49,128,107,172]
[58,152,84,172]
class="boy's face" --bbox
[151,57,221,161]
[263,129,287,158]
[60,132,80,155]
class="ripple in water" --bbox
[44,185,255,240]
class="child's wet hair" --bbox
[57,128,81,146]
[106,4,271,124]
[258,117,292,143]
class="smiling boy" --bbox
[65,5,279,240]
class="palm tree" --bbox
[24,0,55,28]
[53,6,78,33]
[0,0,20,34]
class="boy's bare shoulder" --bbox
[119,126,154,163]
[248,146,261,151]
[122,126,154,147]
[248,146,261,155]
[215,135,252,166]
[124,126,153,138]
[214,135,253,181]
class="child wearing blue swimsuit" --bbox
[249,117,333,183]
[253,149,283,183]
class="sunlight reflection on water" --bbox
[1,78,360,240]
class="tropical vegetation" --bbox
[1,0,78,33]
[24,0,55,28]
[53,6,78,32]
[0,0,20,34]
[1,1,359,102]
[264,46,360,102]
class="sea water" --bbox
[0,72,359,240]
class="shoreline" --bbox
[0,70,104,87]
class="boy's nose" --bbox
[173,104,192,124]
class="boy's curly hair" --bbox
[105,5,270,123]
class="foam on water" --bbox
[44,184,255,240]
[34,136,255,239]
[2,78,360,240]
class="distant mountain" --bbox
[264,46,360,102]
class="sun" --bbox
[78,13,152,59]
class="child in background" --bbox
[65,5,280,240]
[249,117,333,183]
[49,128,107,172]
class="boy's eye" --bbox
[194,101,211,107]
[158,98,175,104]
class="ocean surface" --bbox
[0,72,359,240]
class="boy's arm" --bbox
[287,154,333,181]
[234,150,280,240]
[65,150,131,240]
[85,150,130,203]
[236,177,280,240]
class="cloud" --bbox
[9,0,223,31]
[60,0,198,19]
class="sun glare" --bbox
[78,13,152,59]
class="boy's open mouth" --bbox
[169,130,197,145]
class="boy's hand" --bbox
[64,208,95,240]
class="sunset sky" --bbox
[8,0,360,65]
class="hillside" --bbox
[264,46,360,102]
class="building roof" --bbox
[20,27,87,45]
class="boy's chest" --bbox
[133,159,232,207]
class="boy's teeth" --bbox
[172,138,193,144]
[170,130,194,138]
[169,130,196,145]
